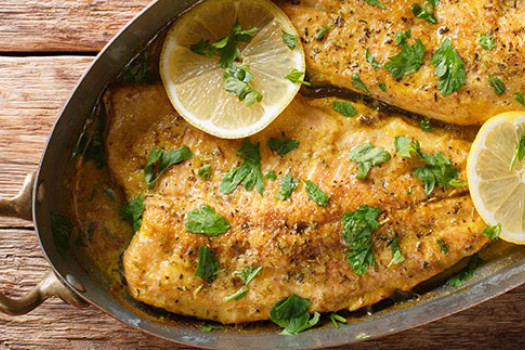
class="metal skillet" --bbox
[1,0,525,348]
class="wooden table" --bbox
[0,1,523,349]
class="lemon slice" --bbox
[467,112,525,244]
[159,0,305,139]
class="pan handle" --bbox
[0,172,87,315]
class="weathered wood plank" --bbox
[0,0,151,52]
[1,226,525,349]
[0,56,93,227]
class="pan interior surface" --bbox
[32,0,525,348]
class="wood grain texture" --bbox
[0,0,151,52]
[0,56,92,227]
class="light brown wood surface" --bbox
[0,1,524,349]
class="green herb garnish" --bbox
[366,49,381,71]
[351,73,370,95]
[282,30,299,50]
[394,136,420,157]
[414,151,465,195]
[220,139,265,196]
[446,255,483,287]
[50,212,72,259]
[303,180,330,207]
[286,69,311,86]
[224,286,249,302]
[195,245,220,283]
[265,171,277,180]
[275,174,300,201]
[384,39,425,79]
[144,146,193,188]
[420,118,433,132]
[489,75,506,96]
[329,313,347,329]
[269,295,320,335]
[482,223,501,240]
[342,205,381,275]
[437,238,449,253]
[509,130,525,171]
[412,3,438,24]
[185,205,230,235]
[379,82,387,91]
[388,236,405,267]
[333,101,357,117]
[315,23,335,40]
[349,144,392,180]
[199,325,226,332]
[224,64,263,106]
[119,194,145,232]
[238,266,263,285]
[395,28,412,46]
[267,137,299,156]
[480,34,497,51]
[514,92,525,107]
[365,0,387,10]
[198,164,212,180]
[432,39,466,96]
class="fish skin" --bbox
[279,0,525,125]
[105,84,488,324]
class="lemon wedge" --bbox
[159,0,305,139]
[467,112,525,244]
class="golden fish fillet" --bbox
[279,0,525,125]
[105,84,488,324]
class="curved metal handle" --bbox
[0,172,88,314]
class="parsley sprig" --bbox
[195,245,221,283]
[304,180,330,207]
[275,174,300,201]
[224,65,262,106]
[432,39,466,96]
[220,139,265,196]
[119,194,145,232]
[144,146,193,188]
[509,130,525,171]
[349,144,392,180]
[446,255,483,287]
[270,295,320,335]
[224,266,263,302]
[184,205,230,235]
[384,39,425,79]
[342,205,381,275]
[482,223,501,240]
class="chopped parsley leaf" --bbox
[315,23,335,40]
[330,313,347,329]
[195,245,220,283]
[50,212,72,259]
[265,171,277,180]
[198,164,212,180]
[224,65,263,106]
[514,91,525,107]
[303,180,330,207]
[119,194,145,232]
[144,146,194,188]
[379,82,387,91]
[395,28,412,46]
[480,34,497,51]
[220,139,265,196]
[351,73,370,95]
[482,223,501,240]
[286,69,311,86]
[282,30,299,50]
[432,39,467,96]
[275,174,300,201]
[437,238,449,253]
[349,144,392,180]
[267,137,299,156]
[237,266,263,285]
[489,75,506,96]
[342,205,381,275]
[394,136,420,157]
[414,151,466,194]
[269,295,320,335]
[510,130,525,171]
[388,236,405,267]
[365,0,387,10]
[224,286,249,302]
[420,118,433,132]
[333,101,357,117]
[185,205,230,235]
[199,325,226,332]
[384,39,425,79]
[446,255,483,287]
[412,3,438,24]
[365,49,381,71]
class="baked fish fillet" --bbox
[106,84,488,324]
[279,0,525,125]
